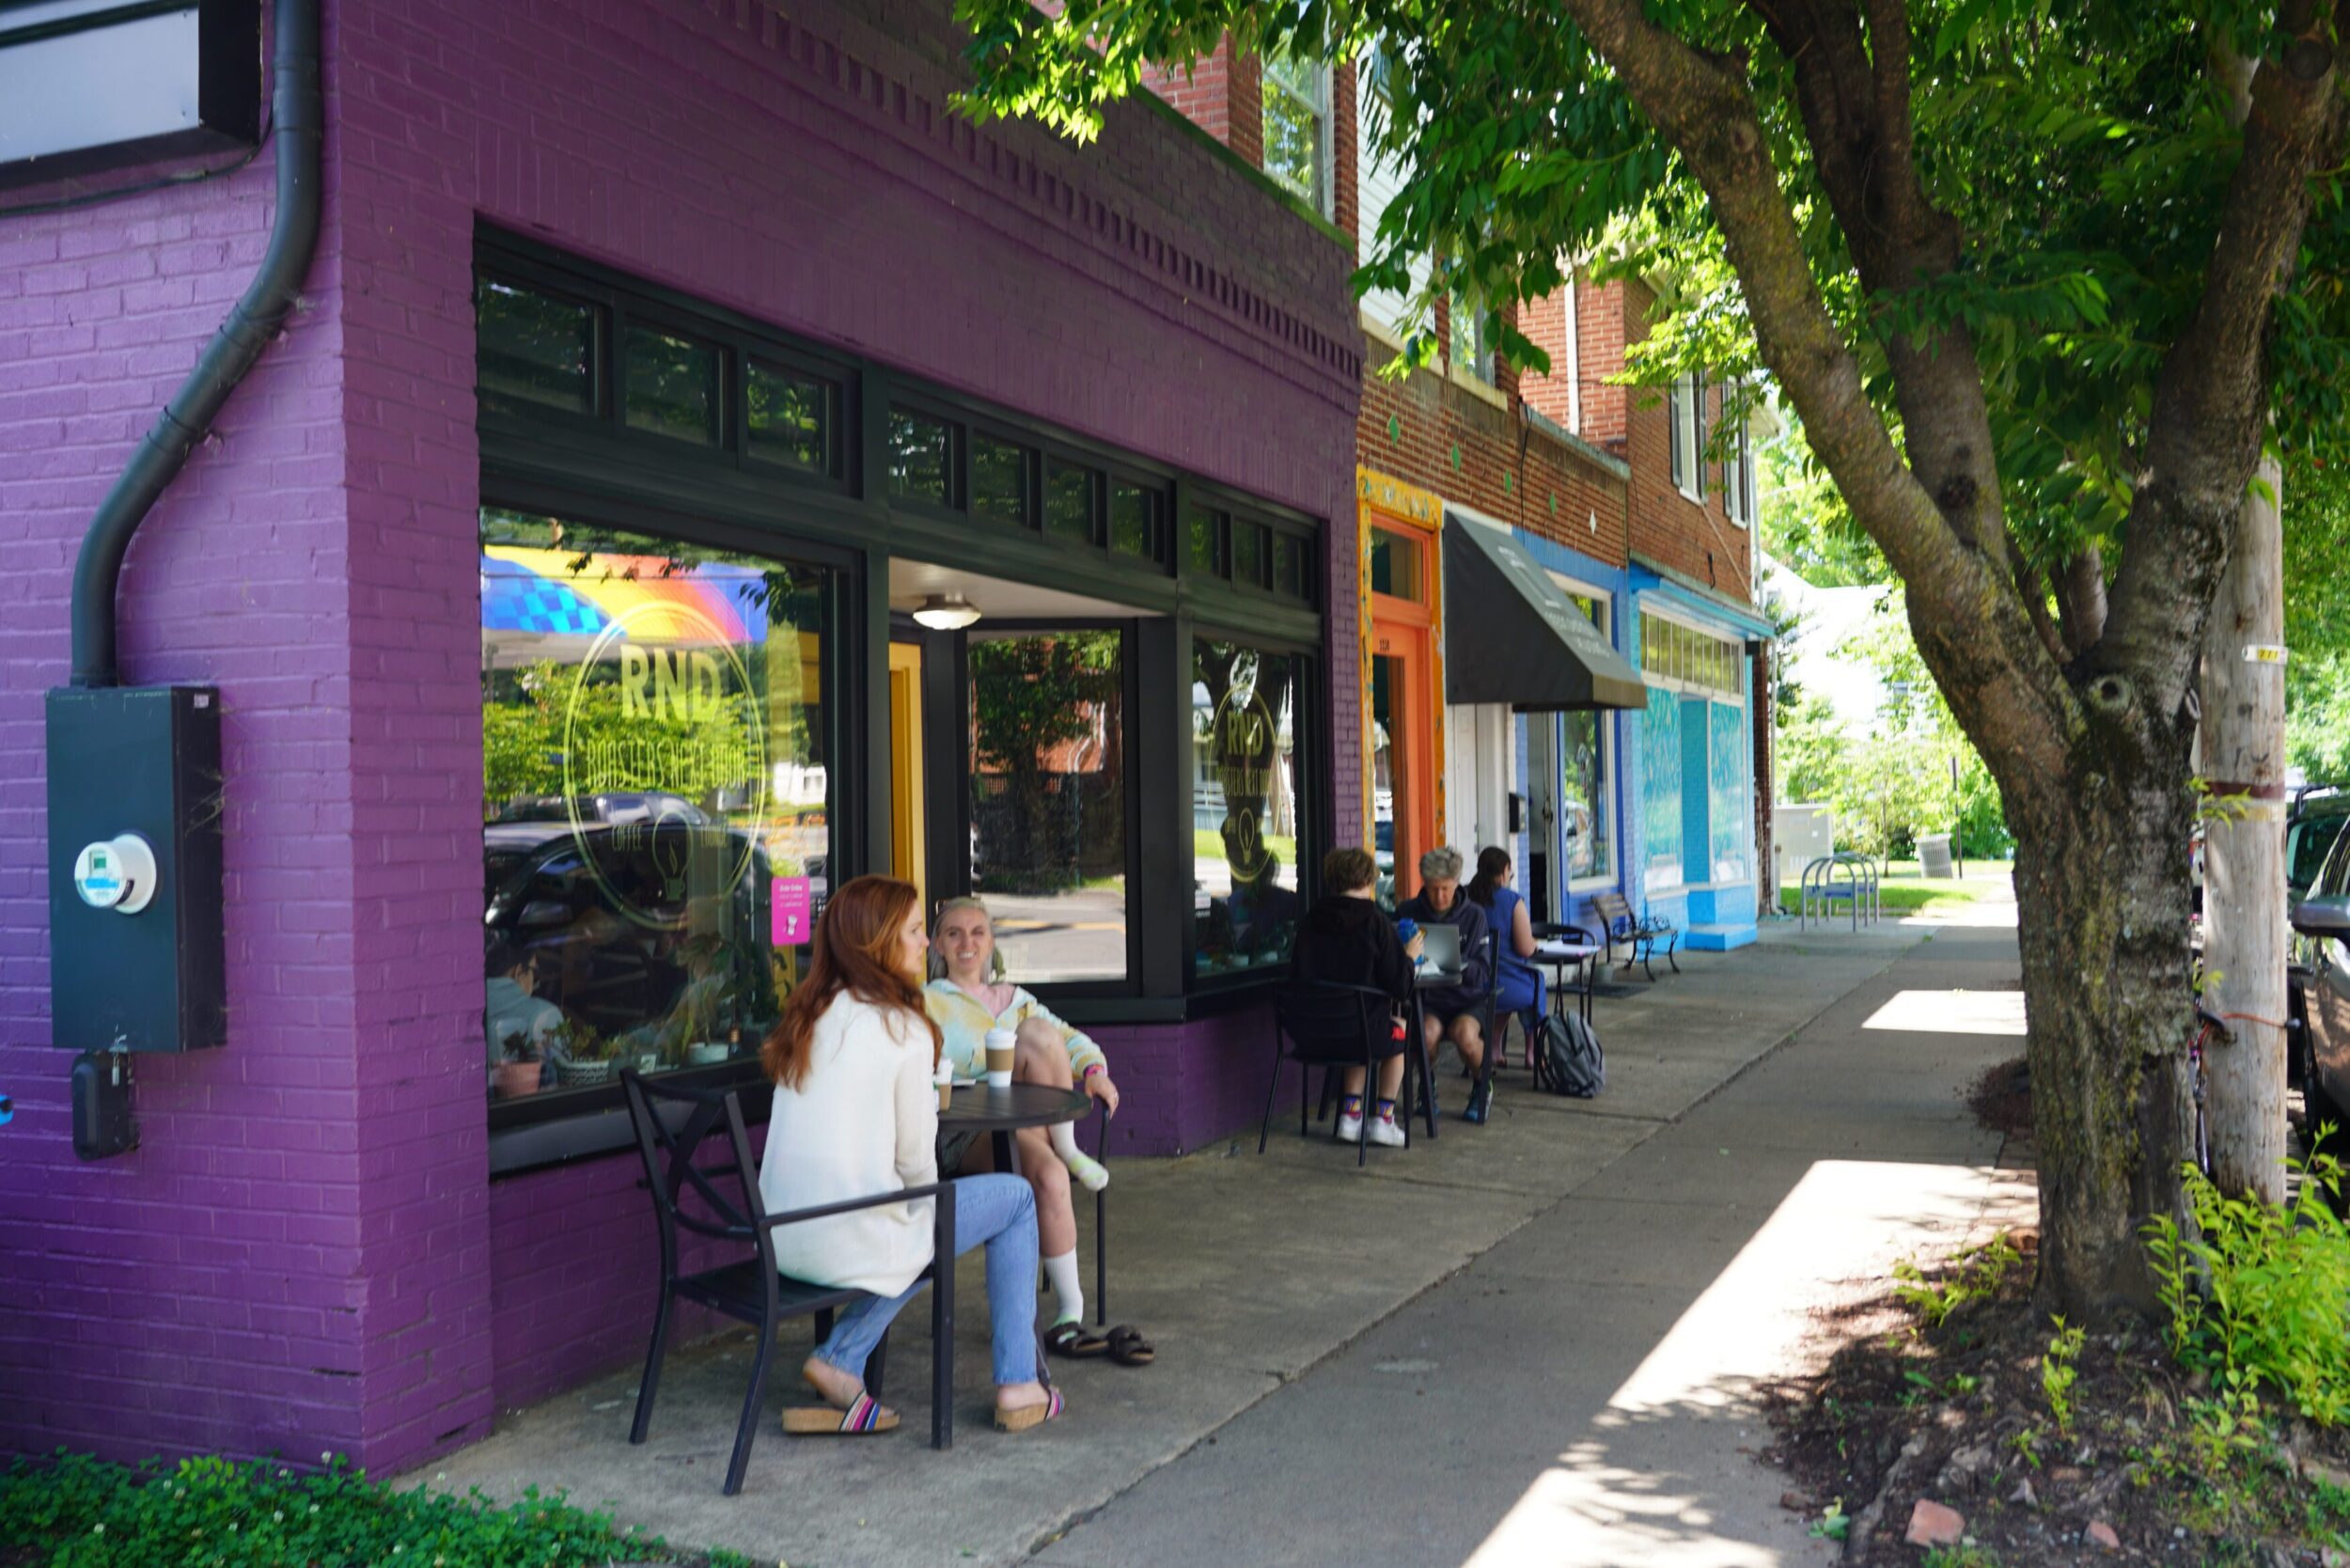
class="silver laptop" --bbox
[1417,921,1464,980]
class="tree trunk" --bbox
[2011,747,2197,1317]
[2198,454,2289,1202]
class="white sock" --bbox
[1042,1248,1085,1326]
[1051,1121,1110,1191]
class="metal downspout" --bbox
[68,0,322,688]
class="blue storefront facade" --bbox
[1506,536,1770,955]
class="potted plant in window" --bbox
[492,1031,542,1099]
[551,1017,618,1089]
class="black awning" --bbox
[1442,519,1647,711]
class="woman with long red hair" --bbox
[760,875,1063,1435]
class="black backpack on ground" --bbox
[1532,1011,1605,1098]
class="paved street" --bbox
[419,893,2030,1568]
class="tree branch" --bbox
[1560,0,2074,781]
[2104,0,2346,698]
[2057,548,2108,657]
[1743,0,2005,562]
[2010,540,2070,667]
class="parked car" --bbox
[2291,822,2350,1127]
[2286,788,2350,1089]
[484,820,773,1043]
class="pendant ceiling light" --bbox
[911,591,982,630]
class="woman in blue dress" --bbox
[1464,846,1544,1103]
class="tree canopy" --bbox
[957,0,2350,1317]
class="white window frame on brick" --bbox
[1547,569,1617,887]
[1449,290,1496,387]
[1261,51,1333,217]
[1724,417,1755,528]
[1668,372,1705,504]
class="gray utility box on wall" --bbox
[47,686,226,1054]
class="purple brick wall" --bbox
[1,0,1357,1477]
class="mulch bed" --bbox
[1760,1229,2350,1564]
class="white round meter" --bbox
[73,834,158,915]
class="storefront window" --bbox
[1562,711,1611,881]
[746,361,830,474]
[968,630,1127,983]
[972,433,1030,526]
[1193,638,1304,976]
[478,509,830,1105]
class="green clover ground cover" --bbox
[0,1451,755,1568]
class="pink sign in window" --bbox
[772,876,812,947]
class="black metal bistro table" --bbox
[1403,967,1455,1137]
[936,1081,1109,1325]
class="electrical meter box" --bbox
[47,685,226,1053]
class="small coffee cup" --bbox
[935,1063,954,1113]
[984,1027,1016,1088]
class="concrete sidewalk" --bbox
[417,898,2025,1567]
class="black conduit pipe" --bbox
[69,0,322,689]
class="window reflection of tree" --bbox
[969,633,1120,897]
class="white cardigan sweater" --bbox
[759,992,941,1297]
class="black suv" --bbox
[2287,788,2350,1090]
[2294,820,2350,1123]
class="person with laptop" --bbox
[1292,846,1424,1146]
[1397,846,1493,1116]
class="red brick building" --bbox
[1149,47,1775,945]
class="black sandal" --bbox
[1106,1325,1155,1367]
[1043,1321,1110,1358]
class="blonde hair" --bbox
[930,896,1007,981]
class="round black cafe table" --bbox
[934,1081,1107,1323]
[937,1081,1093,1175]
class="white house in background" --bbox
[1762,553,1893,735]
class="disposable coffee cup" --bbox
[934,1061,954,1113]
[984,1027,1016,1088]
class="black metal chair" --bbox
[1263,980,1425,1166]
[1531,920,1601,1031]
[620,1071,958,1495]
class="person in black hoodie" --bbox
[1291,846,1423,1146]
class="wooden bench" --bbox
[1590,889,1680,980]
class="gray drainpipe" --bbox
[69,0,322,688]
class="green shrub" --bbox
[2143,1142,2350,1426]
[0,1450,750,1568]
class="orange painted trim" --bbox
[1355,468,1449,881]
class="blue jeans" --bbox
[813,1172,1039,1388]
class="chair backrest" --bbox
[1277,980,1390,1064]
[1591,889,1634,932]
[621,1070,776,1279]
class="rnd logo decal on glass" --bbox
[564,600,768,926]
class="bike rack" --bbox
[1800,853,1881,931]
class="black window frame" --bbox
[471,226,1336,1164]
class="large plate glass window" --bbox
[1193,637,1306,977]
[478,508,832,1105]
[968,630,1128,983]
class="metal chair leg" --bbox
[868,1329,889,1401]
[1095,1105,1108,1326]
[1260,1023,1286,1154]
[628,1293,675,1446]
[722,1317,776,1496]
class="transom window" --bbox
[1640,611,1742,696]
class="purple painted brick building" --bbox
[0,0,1359,1475]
